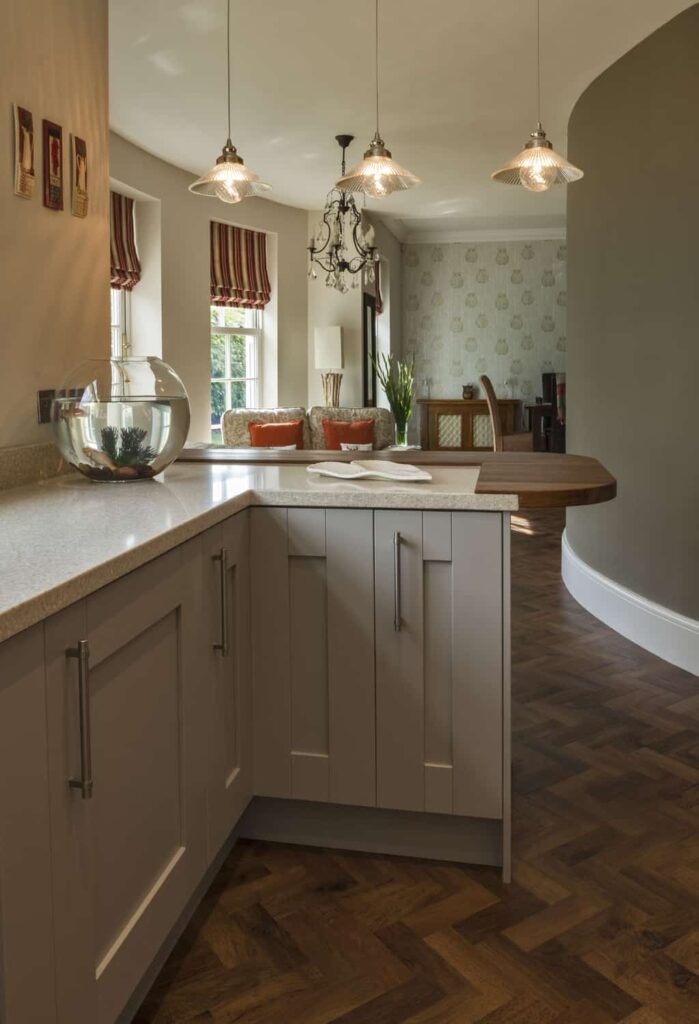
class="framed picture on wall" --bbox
[42,119,63,210]
[13,105,35,199]
[362,291,377,407]
[71,135,88,217]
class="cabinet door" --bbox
[251,508,375,806]
[200,511,252,860]
[0,625,57,1024]
[375,511,504,819]
[45,545,207,1024]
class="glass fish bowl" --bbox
[52,357,190,482]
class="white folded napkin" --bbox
[307,460,432,482]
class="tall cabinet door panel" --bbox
[0,625,57,1024]
[374,511,425,811]
[46,545,207,1024]
[201,511,252,861]
[375,511,504,820]
[251,507,292,797]
[451,512,503,820]
[251,508,375,807]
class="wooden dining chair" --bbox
[479,374,533,452]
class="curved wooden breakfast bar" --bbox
[177,448,617,509]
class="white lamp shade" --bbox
[314,326,344,370]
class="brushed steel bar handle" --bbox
[212,547,229,655]
[67,640,93,800]
[393,531,402,632]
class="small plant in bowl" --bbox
[80,426,158,480]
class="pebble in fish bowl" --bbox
[52,357,190,482]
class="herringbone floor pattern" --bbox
[134,511,699,1024]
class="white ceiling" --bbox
[109,0,693,238]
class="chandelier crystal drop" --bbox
[335,0,420,198]
[188,0,270,204]
[309,135,380,293]
[491,0,582,192]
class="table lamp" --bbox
[314,326,344,407]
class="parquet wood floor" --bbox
[134,510,698,1024]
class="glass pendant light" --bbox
[336,0,420,198]
[491,0,582,192]
[189,0,270,204]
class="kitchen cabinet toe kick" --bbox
[240,797,507,872]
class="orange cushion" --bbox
[322,418,375,451]
[247,419,305,449]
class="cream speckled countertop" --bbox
[0,462,516,644]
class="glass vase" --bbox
[394,421,409,448]
[52,357,190,482]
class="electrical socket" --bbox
[37,389,55,424]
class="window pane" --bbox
[110,288,122,328]
[211,380,226,426]
[223,307,246,329]
[229,335,247,379]
[230,380,247,408]
[211,334,226,379]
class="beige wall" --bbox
[306,212,403,409]
[110,133,309,442]
[566,5,699,620]
[0,0,109,448]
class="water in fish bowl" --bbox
[53,397,190,481]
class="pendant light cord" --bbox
[540,0,544,126]
[375,0,380,136]
[226,0,232,142]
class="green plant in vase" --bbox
[372,353,415,447]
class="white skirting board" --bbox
[562,529,699,676]
[240,797,504,871]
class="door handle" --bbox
[212,547,229,655]
[393,531,402,632]
[67,640,93,800]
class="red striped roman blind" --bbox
[110,191,142,291]
[210,221,271,309]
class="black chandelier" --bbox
[308,135,380,294]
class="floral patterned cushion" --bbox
[308,407,394,450]
[221,408,311,449]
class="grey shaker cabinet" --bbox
[44,542,209,1024]
[0,625,57,1024]
[374,510,506,819]
[250,507,508,824]
[0,503,507,1024]
[198,509,253,861]
[251,507,377,807]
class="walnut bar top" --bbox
[177,449,617,509]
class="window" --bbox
[210,306,262,442]
[110,287,129,358]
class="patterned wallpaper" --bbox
[402,240,567,402]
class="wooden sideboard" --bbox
[418,398,521,452]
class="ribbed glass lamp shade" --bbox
[336,135,420,198]
[188,140,271,204]
[491,125,583,192]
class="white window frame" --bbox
[210,307,262,434]
[110,287,130,358]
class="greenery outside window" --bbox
[210,306,262,442]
